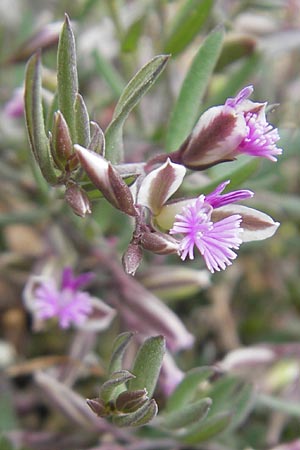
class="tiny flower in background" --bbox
[171,85,282,170]
[34,267,94,328]
[170,194,243,273]
[24,267,116,331]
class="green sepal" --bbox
[180,411,232,444]
[108,332,135,376]
[74,93,90,147]
[24,52,59,185]
[57,14,78,140]
[166,366,215,412]
[128,335,165,398]
[105,55,169,164]
[160,397,212,430]
[112,398,158,428]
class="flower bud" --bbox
[51,111,76,171]
[65,182,92,217]
[115,389,149,413]
[86,398,107,417]
[122,242,143,276]
[141,231,178,255]
[75,145,136,216]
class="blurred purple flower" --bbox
[169,183,252,272]
[24,267,115,331]
[34,267,94,328]
[4,87,24,118]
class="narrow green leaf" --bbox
[108,332,135,375]
[93,49,125,98]
[121,17,145,53]
[128,336,166,398]
[74,93,90,147]
[161,397,212,430]
[257,393,300,418]
[166,367,215,412]
[164,0,213,56]
[166,28,224,152]
[180,411,232,444]
[105,55,169,164]
[24,52,58,185]
[207,52,261,107]
[57,14,78,140]
[228,383,255,430]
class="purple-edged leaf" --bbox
[137,159,186,215]
[212,205,280,242]
[113,399,158,427]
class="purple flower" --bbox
[34,267,94,329]
[225,86,282,161]
[170,187,247,273]
[172,85,282,170]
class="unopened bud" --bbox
[122,243,143,276]
[141,231,178,255]
[113,398,158,427]
[86,398,107,417]
[65,182,92,217]
[99,370,135,403]
[52,111,76,171]
[116,389,149,413]
[75,145,136,216]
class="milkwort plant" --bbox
[2,3,298,450]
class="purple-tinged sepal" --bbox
[51,111,77,171]
[75,145,136,216]
[173,105,247,170]
[137,158,186,215]
[122,242,143,276]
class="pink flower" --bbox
[33,267,94,329]
[170,186,247,273]
[172,86,282,169]
[225,86,282,161]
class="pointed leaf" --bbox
[228,382,255,430]
[105,55,170,164]
[166,28,224,152]
[99,370,135,403]
[164,0,213,56]
[24,52,58,185]
[89,121,105,155]
[180,411,232,444]
[74,93,90,147]
[57,14,78,140]
[161,397,212,430]
[166,367,215,412]
[128,336,166,398]
[109,332,135,375]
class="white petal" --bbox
[137,158,186,214]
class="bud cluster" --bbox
[86,333,164,427]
